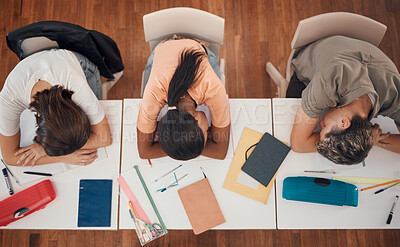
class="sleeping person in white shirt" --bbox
[0,49,112,166]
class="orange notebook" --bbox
[223,127,275,204]
[178,178,225,235]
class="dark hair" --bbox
[316,115,373,165]
[29,86,91,156]
[157,49,205,160]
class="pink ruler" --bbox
[117,175,151,223]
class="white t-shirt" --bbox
[0,49,105,136]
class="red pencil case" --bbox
[0,179,56,226]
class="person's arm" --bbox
[381,134,400,153]
[81,116,112,149]
[201,124,230,159]
[1,132,98,166]
[136,78,165,159]
[373,124,400,153]
[8,115,111,166]
[137,129,167,159]
[290,105,320,153]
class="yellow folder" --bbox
[223,127,275,204]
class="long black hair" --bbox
[157,49,206,160]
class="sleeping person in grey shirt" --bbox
[288,35,400,165]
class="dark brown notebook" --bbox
[178,178,225,235]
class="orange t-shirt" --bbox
[137,39,230,134]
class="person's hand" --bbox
[371,123,391,148]
[62,149,98,166]
[14,143,46,166]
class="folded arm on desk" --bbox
[137,123,231,160]
[137,128,167,159]
[290,105,320,153]
[0,116,111,166]
[374,125,400,153]
[202,124,230,160]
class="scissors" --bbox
[136,218,164,238]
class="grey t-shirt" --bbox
[292,35,400,127]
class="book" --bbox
[77,179,112,227]
[241,132,291,187]
[222,127,273,204]
[178,178,225,235]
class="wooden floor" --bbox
[1,0,400,246]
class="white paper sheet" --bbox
[236,171,260,189]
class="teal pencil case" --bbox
[282,177,358,207]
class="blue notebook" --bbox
[78,179,112,227]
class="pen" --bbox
[2,168,14,195]
[157,173,189,192]
[128,202,148,242]
[154,164,182,182]
[167,173,188,187]
[375,181,400,194]
[128,201,138,218]
[128,201,151,239]
[128,209,144,244]
[304,170,336,174]
[361,179,400,192]
[23,171,52,176]
[386,195,399,224]
[129,201,149,223]
[1,159,19,184]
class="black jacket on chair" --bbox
[6,21,124,79]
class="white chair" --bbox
[266,12,387,97]
[141,7,225,96]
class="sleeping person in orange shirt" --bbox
[137,37,230,160]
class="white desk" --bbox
[0,100,122,230]
[273,98,400,229]
[119,99,276,230]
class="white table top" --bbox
[119,98,276,230]
[4,98,397,230]
[273,98,400,229]
[0,100,122,230]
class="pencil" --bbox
[153,164,182,182]
[304,170,336,174]
[128,202,148,242]
[157,173,189,193]
[129,209,144,243]
[129,202,151,239]
[147,159,152,167]
[128,201,140,219]
[375,181,400,194]
[361,179,400,191]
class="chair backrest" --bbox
[291,12,387,49]
[20,36,59,58]
[143,7,224,57]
